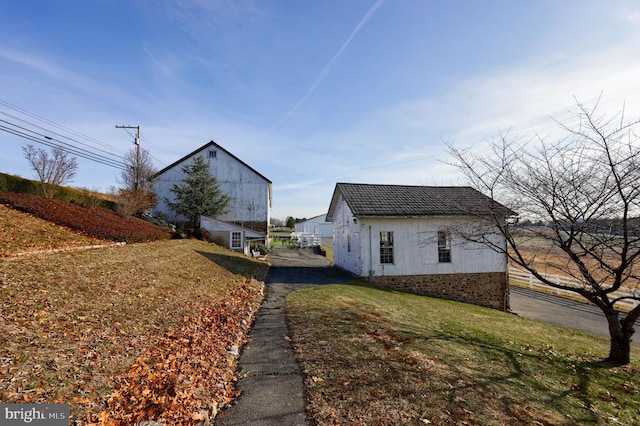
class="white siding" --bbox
[332,196,362,275]
[332,197,507,278]
[295,215,333,237]
[154,147,270,227]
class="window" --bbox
[380,231,394,264]
[347,234,352,253]
[231,231,242,249]
[208,150,217,158]
[438,230,451,263]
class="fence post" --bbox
[556,275,561,295]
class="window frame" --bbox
[437,230,451,263]
[379,231,394,264]
[231,231,242,249]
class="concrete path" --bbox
[215,247,353,425]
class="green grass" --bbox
[320,244,333,262]
[287,283,640,425]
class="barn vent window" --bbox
[208,150,217,158]
[347,234,352,253]
[438,230,451,263]
[380,231,394,264]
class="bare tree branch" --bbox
[22,144,78,198]
[446,98,640,365]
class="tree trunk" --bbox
[605,312,634,365]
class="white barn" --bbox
[154,141,272,237]
[294,214,333,238]
[327,183,515,311]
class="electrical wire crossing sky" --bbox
[2,1,640,219]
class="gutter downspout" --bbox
[368,224,373,282]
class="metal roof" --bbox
[327,183,515,219]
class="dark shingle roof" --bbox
[327,183,515,219]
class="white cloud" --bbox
[380,31,640,153]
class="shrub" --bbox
[0,192,171,243]
[254,243,269,255]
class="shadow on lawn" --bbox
[194,249,259,276]
[332,288,610,425]
[435,333,605,425]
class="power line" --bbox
[0,100,174,172]
[140,134,172,166]
[0,119,127,170]
[0,109,124,162]
[0,99,124,154]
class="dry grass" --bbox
[288,283,640,426]
[0,207,266,424]
[0,204,111,256]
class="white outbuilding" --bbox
[327,183,515,311]
[294,214,333,238]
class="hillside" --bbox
[0,204,114,257]
[0,197,267,424]
[0,192,171,253]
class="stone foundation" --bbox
[372,272,509,311]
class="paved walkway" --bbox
[215,247,352,425]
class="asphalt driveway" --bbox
[510,285,639,346]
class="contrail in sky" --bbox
[265,0,385,135]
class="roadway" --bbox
[509,286,639,346]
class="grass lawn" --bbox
[287,283,640,426]
[320,243,333,263]
[1,237,266,424]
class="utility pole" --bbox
[116,125,140,191]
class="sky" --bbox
[2,1,640,221]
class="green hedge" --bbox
[0,172,115,209]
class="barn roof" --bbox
[326,183,515,220]
[155,140,272,184]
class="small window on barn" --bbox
[347,234,352,253]
[208,150,217,158]
[231,231,242,249]
[380,231,394,264]
[438,230,451,263]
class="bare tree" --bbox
[116,147,158,217]
[446,97,640,365]
[22,144,78,198]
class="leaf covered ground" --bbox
[288,283,640,426]
[0,204,114,256]
[1,205,266,425]
[0,192,171,244]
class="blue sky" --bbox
[2,1,640,220]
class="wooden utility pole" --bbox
[116,125,140,191]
